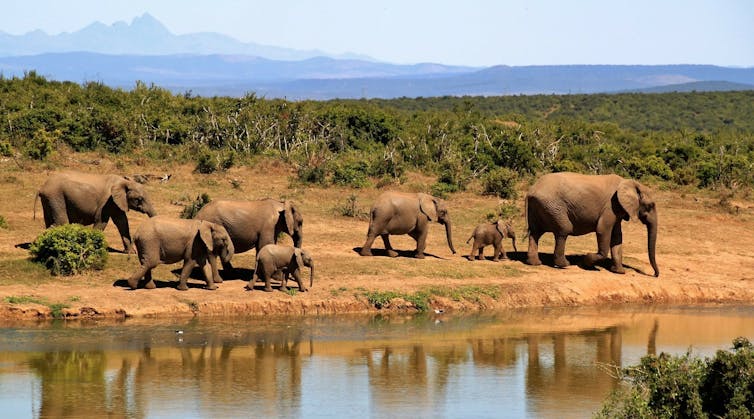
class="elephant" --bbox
[359,192,456,259]
[525,172,659,277]
[466,220,518,261]
[247,244,313,292]
[36,171,157,253]
[127,216,234,290]
[194,198,303,278]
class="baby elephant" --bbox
[128,216,234,290]
[467,220,518,262]
[249,244,314,292]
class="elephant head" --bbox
[199,222,235,263]
[294,248,314,288]
[496,220,518,253]
[275,200,303,248]
[419,194,456,254]
[616,179,659,277]
[111,177,157,217]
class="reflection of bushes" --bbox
[597,337,754,418]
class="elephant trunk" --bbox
[510,232,518,254]
[144,202,157,218]
[292,230,303,248]
[444,220,456,254]
[646,212,659,277]
[308,262,314,288]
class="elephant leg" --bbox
[553,234,570,268]
[478,246,485,260]
[584,230,611,268]
[526,231,543,266]
[382,234,398,257]
[127,264,150,289]
[201,262,218,290]
[468,242,477,261]
[293,269,307,292]
[413,230,427,259]
[495,242,506,261]
[111,212,132,253]
[609,223,625,274]
[279,270,289,292]
[359,228,378,256]
[143,270,155,289]
[177,260,197,291]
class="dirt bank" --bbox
[1,157,753,319]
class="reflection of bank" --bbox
[28,330,310,418]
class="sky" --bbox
[2,0,753,67]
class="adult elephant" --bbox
[525,172,659,277]
[193,198,303,277]
[359,192,456,258]
[36,171,157,253]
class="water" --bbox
[1,305,753,418]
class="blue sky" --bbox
[2,0,752,67]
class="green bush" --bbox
[26,128,58,160]
[331,159,370,188]
[482,167,519,199]
[0,215,8,229]
[29,224,108,276]
[0,140,12,157]
[195,152,218,174]
[597,337,754,419]
[180,193,211,219]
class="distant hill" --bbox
[0,14,752,99]
[630,80,754,93]
[0,13,370,61]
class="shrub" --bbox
[482,167,519,199]
[26,128,58,160]
[29,224,108,276]
[597,337,754,419]
[0,215,7,229]
[332,159,370,188]
[0,140,12,157]
[195,152,218,174]
[296,164,327,185]
[334,194,369,219]
[180,193,211,219]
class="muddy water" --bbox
[0,305,753,418]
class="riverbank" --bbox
[1,155,753,319]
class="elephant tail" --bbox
[33,192,39,220]
[466,235,473,244]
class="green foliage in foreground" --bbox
[29,224,108,276]
[597,337,754,419]
[179,193,211,219]
[2,73,754,192]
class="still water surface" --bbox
[0,305,753,418]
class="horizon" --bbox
[0,1,752,68]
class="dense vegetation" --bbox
[2,72,753,194]
[29,224,108,276]
[597,337,754,418]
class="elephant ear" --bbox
[283,200,296,234]
[616,179,641,220]
[110,181,129,213]
[495,220,506,237]
[294,248,304,270]
[419,194,437,222]
[198,222,214,253]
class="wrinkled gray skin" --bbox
[466,220,518,262]
[248,244,314,293]
[128,216,234,290]
[526,172,659,277]
[36,172,157,253]
[194,199,303,278]
[360,192,456,259]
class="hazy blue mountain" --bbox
[0,13,371,61]
[629,80,754,93]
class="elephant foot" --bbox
[526,255,542,266]
[144,280,156,290]
[263,286,274,293]
[213,277,223,284]
[359,248,373,257]
[386,249,399,258]
[414,252,425,259]
[127,279,139,290]
[176,284,189,291]
[279,285,288,293]
[245,283,254,291]
[492,258,499,262]
[610,265,626,274]
[554,258,570,268]
[206,284,218,290]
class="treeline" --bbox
[1,72,753,196]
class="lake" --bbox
[1,305,753,418]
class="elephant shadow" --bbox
[466,251,526,262]
[112,278,208,290]
[172,267,255,282]
[15,242,31,250]
[533,253,647,275]
[352,247,443,259]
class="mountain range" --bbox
[1,14,752,99]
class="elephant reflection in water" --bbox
[132,331,306,416]
[525,327,623,411]
[29,350,143,418]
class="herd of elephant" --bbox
[33,170,659,293]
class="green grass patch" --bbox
[3,295,71,319]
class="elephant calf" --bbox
[249,244,314,292]
[128,216,234,290]
[466,220,518,261]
